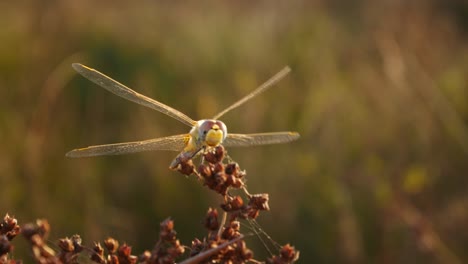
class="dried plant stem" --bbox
[217,211,227,237]
[179,235,245,264]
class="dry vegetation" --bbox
[1,146,299,263]
[1,0,468,263]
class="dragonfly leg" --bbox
[169,148,203,170]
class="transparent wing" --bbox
[72,63,196,127]
[66,134,189,158]
[223,132,300,147]
[213,66,291,119]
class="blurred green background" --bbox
[1,0,468,263]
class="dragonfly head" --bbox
[197,120,227,147]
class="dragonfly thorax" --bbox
[192,119,228,147]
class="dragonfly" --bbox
[66,63,300,169]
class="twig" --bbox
[179,235,245,264]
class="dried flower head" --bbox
[58,238,74,253]
[221,196,245,212]
[177,159,196,176]
[204,145,226,164]
[57,235,82,263]
[22,219,50,242]
[104,237,119,254]
[243,193,270,219]
[21,219,59,263]
[249,193,270,211]
[90,242,106,264]
[160,218,176,242]
[204,208,220,231]
[138,250,151,262]
[221,221,241,241]
[190,238,204,257]
[117,243,137,264]
[0,235,12,257]
[267,244,300,264]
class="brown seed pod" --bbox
[58,238,74,252]
[104,237,119,253]
[204,208,220,231]
[178,159,195,175]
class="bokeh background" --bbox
[1,0,468,263]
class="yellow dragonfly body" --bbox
[66,63,299,169]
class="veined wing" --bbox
[223,132,300,147]
[213,66,291,119]
[72,63,196,127]
[66,134,189,158]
